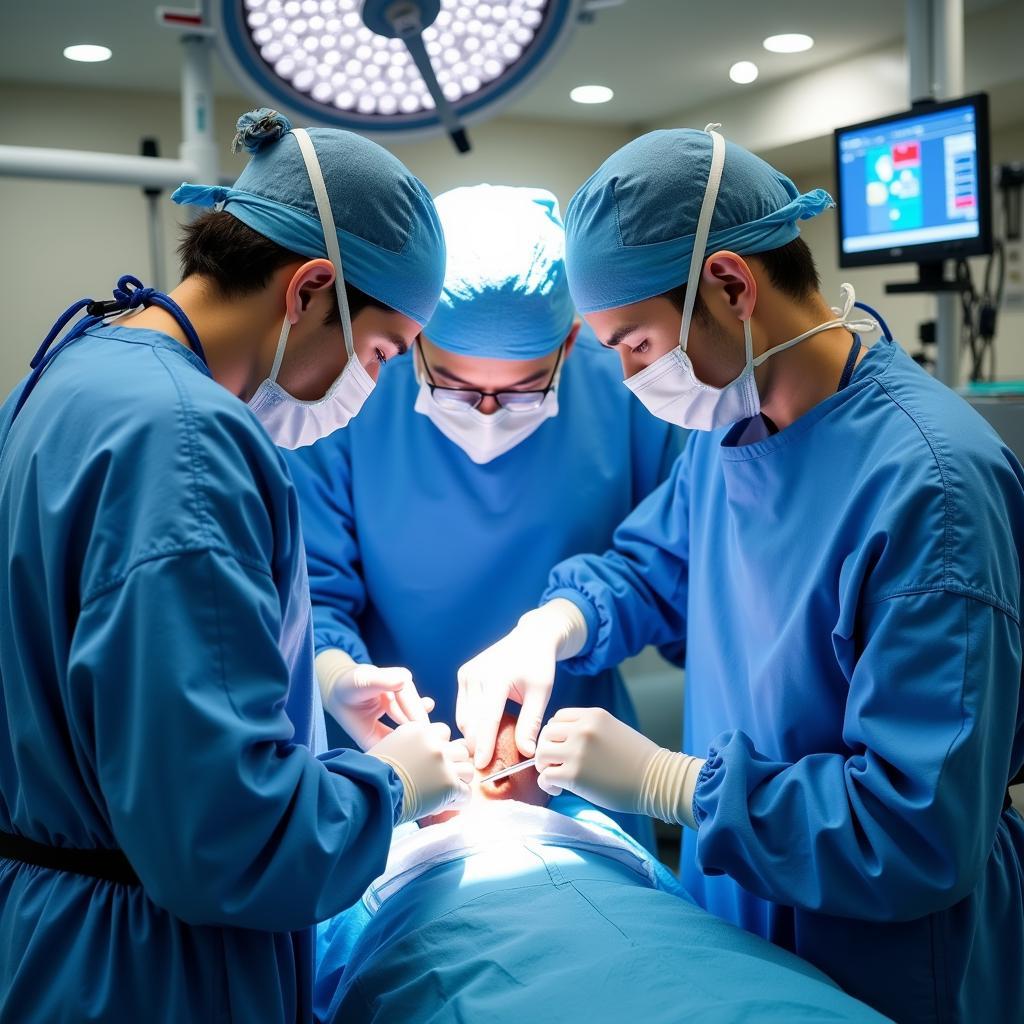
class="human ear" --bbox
[702,251,757,321]
[284,258,336,326]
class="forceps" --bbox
[478,757,537,785]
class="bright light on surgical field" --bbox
[63,44,113,63]
[762,33,814,54]
[728,61,758,85]
[570,84,613,104]
[213,0,581,154]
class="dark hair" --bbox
[660,236,820,315]
[178,211,390,324]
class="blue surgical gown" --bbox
[285,328,684,848]
[0,323,402,1023]
[543,338,1024,1023]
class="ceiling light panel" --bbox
[728,60,758,84]
[63,44,113,63]
[762,33,814,54]
[570,83,613,103]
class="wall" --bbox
[0,81,632,393]
[639,0,1024,381]
[646,1,1024,158]
[640,0,1024,382]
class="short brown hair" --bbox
[661,236,820,315]
[178,211,391,324]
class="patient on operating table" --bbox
[419,711,549,826]
[314,715,891,1024]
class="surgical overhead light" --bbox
[212,0,581,153]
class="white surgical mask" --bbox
[625,124,878,432]
[413,351,562,465]
[248,320,376,450]
[247,127,376,448]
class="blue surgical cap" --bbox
[424,184,576,360]
[565,129,834,314]
[172,109,446,327]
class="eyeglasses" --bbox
[417,341,563,413]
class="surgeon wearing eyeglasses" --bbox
[457,128,1024,1023]
[286,184,684,850]
[416,333,563,437]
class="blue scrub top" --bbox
[544,338,1024,1023]
[0,324,402,1023]
[285,328,684,846]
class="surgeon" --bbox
[457,127,1024,1023]
[285,184,683,850]
[0,108,473,1024]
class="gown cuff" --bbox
[638,748,705,830]
[519,598,589,660]
[533,592,596,659]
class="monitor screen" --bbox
[834,94,991,267]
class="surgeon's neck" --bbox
[752,291,866,431]
[114,275,280,398]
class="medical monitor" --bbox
[834,94,992,268]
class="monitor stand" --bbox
[885,261,962,294]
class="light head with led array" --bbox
[212,0,580,154]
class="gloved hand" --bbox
[368,722,474,825]
[456,599,588,770]
[316,648,431,750]
[535,707,705,829]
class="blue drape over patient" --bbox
[314,796,890,1024]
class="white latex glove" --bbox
[316,648,430,750]
[535,707,705,830]
[456,599,588,770]
[368,722,474,825]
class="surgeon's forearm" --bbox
[518,598,588,660]
[638,748,706,831]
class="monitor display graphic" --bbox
[834,95,991,267]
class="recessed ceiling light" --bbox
[570,84,614,105]
[729,61,759,85]
[763,33,814,54]
[63,44,112,63]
